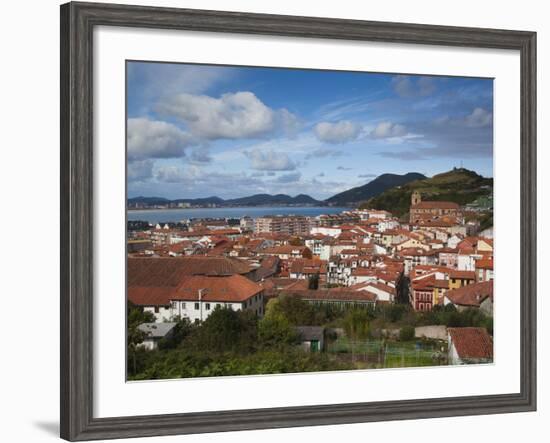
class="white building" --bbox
[136,274,265,323]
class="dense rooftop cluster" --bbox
[127,191,494,367]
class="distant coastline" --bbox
[127,204,343,212]
[127,205,350,223]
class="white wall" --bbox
[0,1,547,443]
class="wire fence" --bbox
[326,338,447,368]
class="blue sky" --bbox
[127,61,493,200]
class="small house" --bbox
[295,326,325,352]
[137,322,177,350]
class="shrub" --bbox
[399,325,415,342]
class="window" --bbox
[194,303,199,310]
[181,302,186,309]
[154,307,159,314]
[205,303,210,310]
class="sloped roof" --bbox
[172,275,262,302]
[138,322,177,338]
[449,270,476,280]
[476,257,494,270]
[412,201,460,210]
[448,327,493,360]
[290,259,327,275]
[296,326,324,341]
[128,256,252,287]
[263,245,310,255]
[445,280,493,307]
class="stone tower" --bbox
[411,191,421,206]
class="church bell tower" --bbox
[411,191,421,206]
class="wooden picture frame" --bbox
[60,2,536,440]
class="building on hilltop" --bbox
[409,191,463,225]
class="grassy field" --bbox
[327,337,447,369]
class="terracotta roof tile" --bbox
[172,275,262,302]
[127,256,252,287]
[412,201,460,210]
[445,281,493,307]
[448,327,493,360]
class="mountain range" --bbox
[128,169,490,209]
[128,193,322,207]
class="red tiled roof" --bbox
[127,256,252,287]
[412,274,436,291]
[263,245,311,255]
[412,201,460,210]
[128,287,173,306]
[171,275,262,302]
[450,270,476,280]
[351,268,377,276]
[476,257,494,270]
[290,259,327,275]
[283,279,310,291]
[340,249,359,255]
[448,327,493,359]
[445,280,493,307]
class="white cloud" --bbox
[127,118,194,160]
[244,149,296,171]
[370,121,407,139]
[465,107,492,127]
[314,120,361,144]
[155,165,201,183]
[275,172,301,183]
[305,148,344,160]
[127,159,154,182]
[157,91,299,140]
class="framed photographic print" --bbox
[60,1,537,441]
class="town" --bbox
[127,190,494,380]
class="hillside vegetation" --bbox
[360,168,493,217]
[326,172,426,206]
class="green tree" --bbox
[158,316,194,350]
[265,295,315,326]
[399,325,415,342]
[258,315,297,348]
[127,303,156,375]
[343,308,371,361]
[187,306,258,354]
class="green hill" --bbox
[360,168,493,217]
[325,172,426,206]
